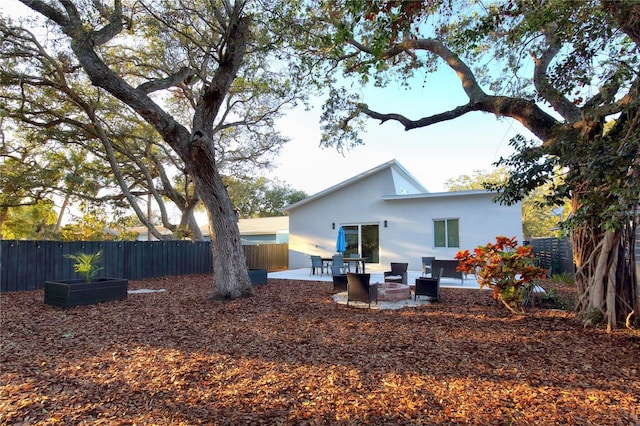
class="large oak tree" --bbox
[13,0,309,299]
[306,0,639,329]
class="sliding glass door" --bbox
[342,224,380,264]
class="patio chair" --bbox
[383,262,408,284]
[332,254,349,274]
[346,272,377,307]
[310,255,325,276]
[421,256,435,277]
[414,267,443,301]
[332,272,348,293]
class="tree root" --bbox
[626,310,636,330]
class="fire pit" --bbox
[376,282,411,302]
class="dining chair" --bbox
[332,254,349,274]
[310,255,325,276]
[422,256,435,277]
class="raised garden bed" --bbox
[44,278,128,309]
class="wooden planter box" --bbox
[248,269,268,286]
[44,278,128,309]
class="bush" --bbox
[534,288,570,310]
[455,236,547,313]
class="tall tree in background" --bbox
[12,0,311,299]
[224,176,307,218]
[444,168,569,239]
[307,0,639,329]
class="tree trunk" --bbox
[572,215,638,330]
[54,192,72,234]
[18,0,254,299]
[189,138,252,299]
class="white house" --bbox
[284,159,522,271]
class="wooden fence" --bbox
[243,243,289,272]
[529,237,574,276]
[0,240,288,293]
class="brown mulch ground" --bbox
[1,276,638,425]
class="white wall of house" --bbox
[288,167,395,268]
[379,192,522,270]
[287,161,522,271]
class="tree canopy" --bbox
[6,0,316,299]
[297,0,639,329]
[1,1,306,242]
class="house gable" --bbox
[285,159,523,270]
[284,159,427,212]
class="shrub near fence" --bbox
[0,240,289,293]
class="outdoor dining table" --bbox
[344,257,367,273]
[320,257,333,273]
[321,256,368,274]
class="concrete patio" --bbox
[268,266,482,289]
[267,266,484,310]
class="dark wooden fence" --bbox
[529,237,574,276]
[0,240,288,293]
[243,243,289,272]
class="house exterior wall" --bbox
[288,169,522,271]
[288,168,396,269]
[380,193,522,270]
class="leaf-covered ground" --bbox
[1,275,638,425]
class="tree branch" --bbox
[136,66,198,94]
[358,102,475,130]
[532,26,581,122]
[346,36,559,141]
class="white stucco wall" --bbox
[288,168,396,269]
[288,168,522,271]
[380,192,522,270]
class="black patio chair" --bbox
[346,272,377,307]
[383,262,408,284]
[414,268,443,301]
[332,273,348,293]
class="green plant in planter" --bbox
[66,251,104,282]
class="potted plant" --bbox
[67,251,104,282]
[44,250,128,309]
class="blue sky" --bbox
[3,0,538,196]
[269,68,536,194]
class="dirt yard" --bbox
[1,275,638,425]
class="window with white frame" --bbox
[434,218,459,248]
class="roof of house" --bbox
[284,159,428,211]
[236,216,289,235]
[132,216,289,238]
[381,189,496,201]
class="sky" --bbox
[268,70,535,195]
[2,0,538,198]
